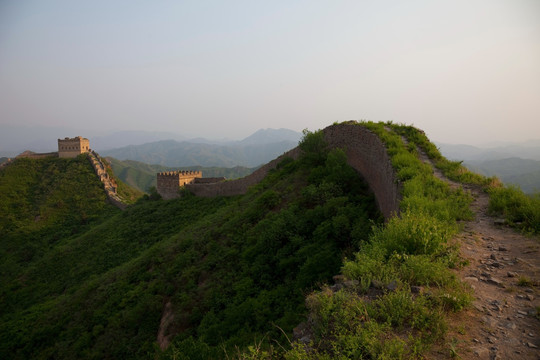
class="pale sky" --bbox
[1,0,539,144]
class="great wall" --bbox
[4,124,400,217]
[160,123,401,220]
[87,150,127,210]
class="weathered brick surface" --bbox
[87,151,126,210]
[186,147,301,198]
[186,123,401,219]
[193,177,226,184]
[322,124,401,219]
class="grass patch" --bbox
[517,276,533,287]
[487,186,540,235]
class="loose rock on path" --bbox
[420,150,540,359]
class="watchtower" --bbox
[156,170,203,199]
[58,136,90,158]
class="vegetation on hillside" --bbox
[0,155,119,285]
[0,130,381,359]
[97,155,144,203]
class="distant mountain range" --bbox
[437,142,540,194]
[0,125,302,156]
[462,158,540,194]
[437,141,540,162]
[102,128,302,168]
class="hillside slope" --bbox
[0,132,381,359]
[0,155,119,281]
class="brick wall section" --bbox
[186,123,401,220]
[322,123,401,219]
[15,151,59,159]
[193,177,226,184]
[185,147,302,198]
[87,151,127,210]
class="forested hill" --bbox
[0,131,381,359]
[0,155,119,273]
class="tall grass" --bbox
[488,186,540,234]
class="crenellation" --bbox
[156,170,208,199]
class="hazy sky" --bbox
[1,0,539,144]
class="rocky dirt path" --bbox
[419,151,540,359]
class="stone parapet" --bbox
[87,151,126,210]
[15,151,59,159]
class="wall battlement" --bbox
[156,170,204,199]
[157,170,202,177]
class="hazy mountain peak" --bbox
[239,128,302,145]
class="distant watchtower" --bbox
[156,170,202,199]
[58,136,90,158]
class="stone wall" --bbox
[87,151,126,210]
[0,158,13,170]
[186,148,301,197]
[58,136,90,158]
[322,123,401,219]
[193,177,226,184]
[15,151,59,159]
[186,123,401,220]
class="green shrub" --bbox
[298,129,327,166]
[342,246,396,292]
[488,186,540,234]
[399,255,455,286]
[371,211,454,257]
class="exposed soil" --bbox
[421,152,540,359]
[157,300,175,350]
